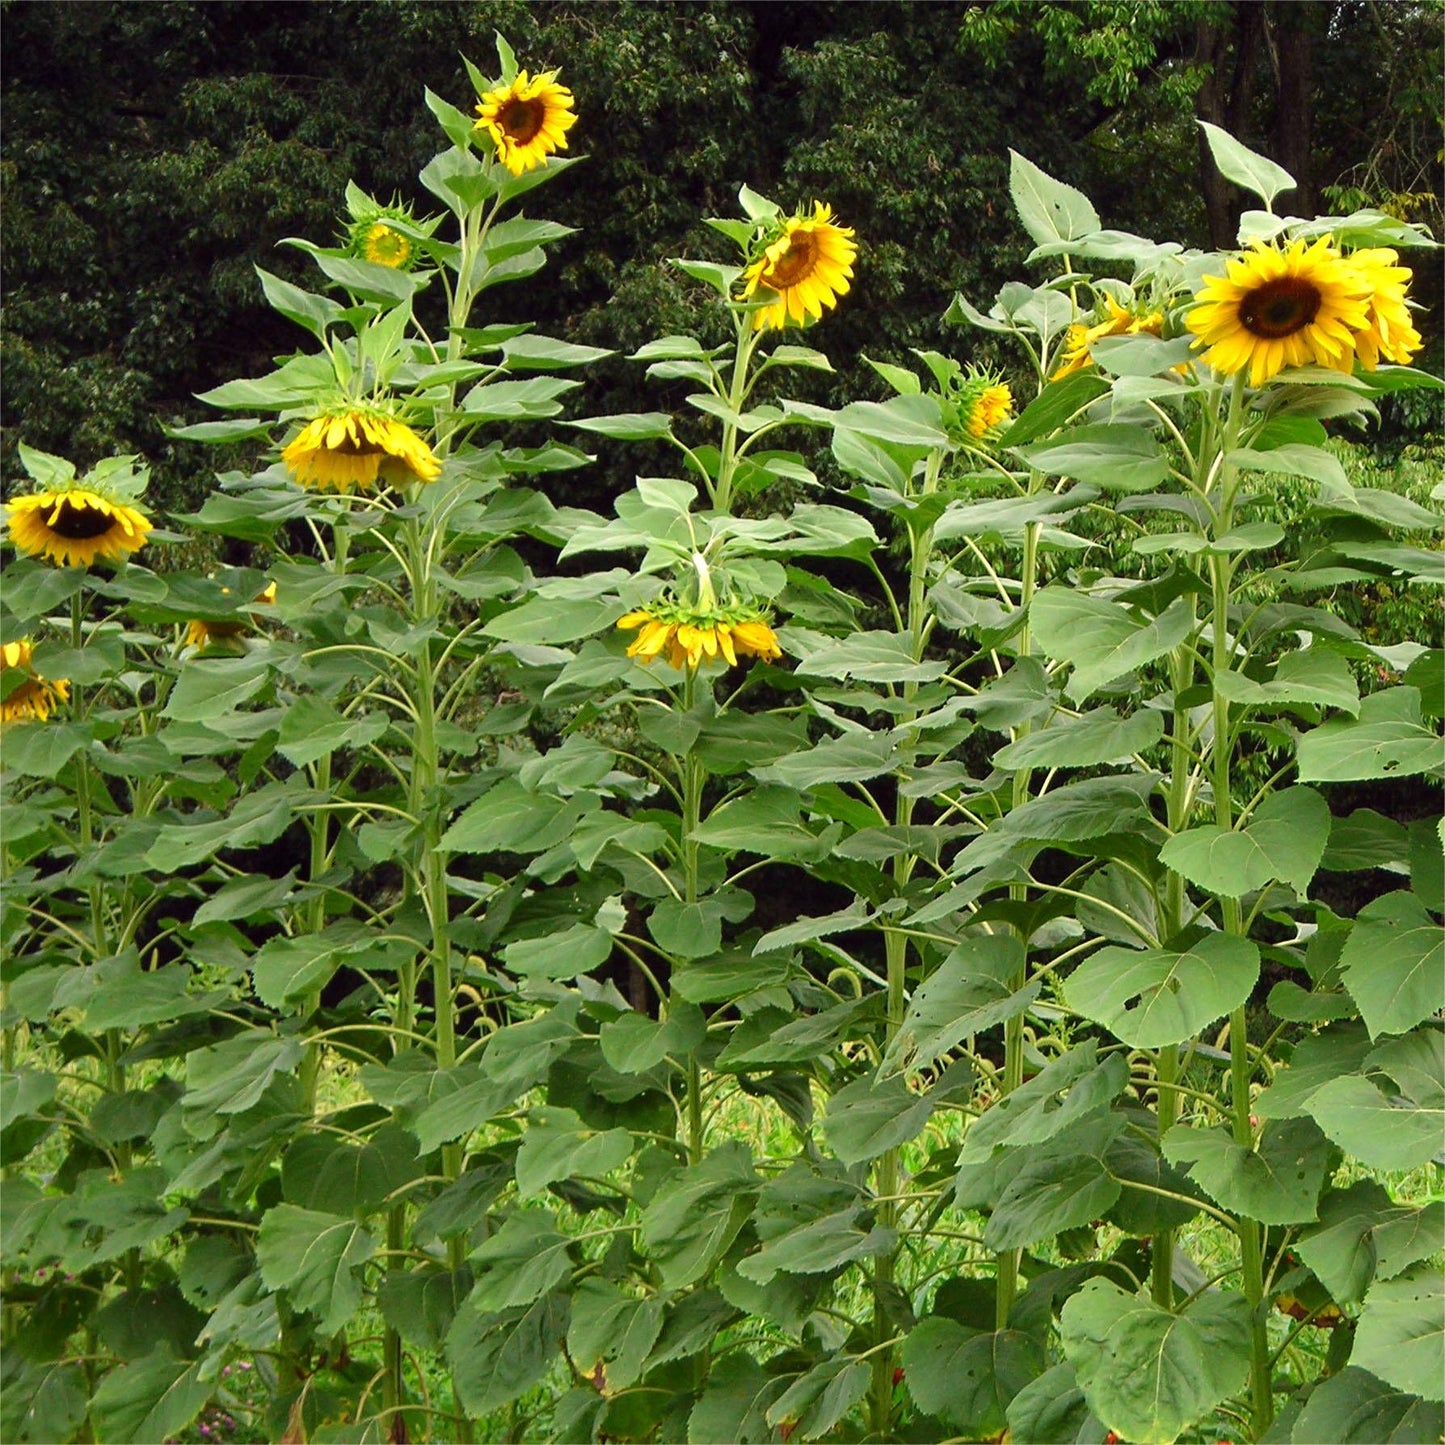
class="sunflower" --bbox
[356,221,413,270]
[0,639,70,725]
[1186,236,1372,386]
[4,487,152,567]
[964,382,1013,440]
[474,69,578,176]
[1053,298,1165,380]
[741,203,857,331]
[281,410,441,492]
[1348,248,1422,369]
[617,607,783,671]
[185,581,277,650]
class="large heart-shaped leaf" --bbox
[1160,786,1331,898]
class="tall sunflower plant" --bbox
[816,130,1443,1445]
[0,37,614,1445]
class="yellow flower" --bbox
[4,487,152,567]
[1053,298,1164,380]
[185,581,277,650]
[1186,236,1371,386]
[1,638,70,725]
[617,608,783,672]
[1349,248,1422,369]
[474,69,578,176]
[741,203,857,331]
[358,221,413,270]
[965,382,1013,439]
[281,410,441,492]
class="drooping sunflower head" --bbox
[280,409,442,492]
[4,484,153,568]
[1348,248,1423,370]
[1053,297,1165,380]
[1186,235,1373,386]
[617,605,783,671]
[1,638,70,725]
[474,68,578,176]
[185,581,277,651]
[741,202,858,332]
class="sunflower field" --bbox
[2,31,1443,1445]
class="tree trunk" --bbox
[1270,2,1316,215]
[1194,2,1267,247]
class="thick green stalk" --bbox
[869,450,941,1435]
[1152,634,1196,1307]
[679,669,707,1165]
[994,512,1042,1329]
[1208,420,1273,1430]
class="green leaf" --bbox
[984,1113,1125,1250]
[882,933,1037,1075]
[736,1206,896,1283]
[1016,425,1169,494]
[1005,1361,1100,1444]
[1031,590,1195,702]
[256,1205,375,1335]
[145,783,301,872]
[1228,442,1349,489]
[87,1348,210,1445]
[446,1292,569,1416]
[566,1280,665,1392]
[822,1074,933,1165]
[1306,1074,1445,1172]
[281,1125,419,1215]
[995,706,1163,771]
[1288,1366,1445,1443]
[1161,1116,1332,1224]
[1160,786,1331,898]
[752,731,900,790]
[468,1210,574,1312]
[377,1265,473,1351]
[904,1321,1045,1434]
[766,1358,870,1438]
[1060,1279,1252,1445]
[255,266,344,337]
[513,1108,632,1199]
[275,696,388,767]
[251,920,393,1011]
[600,1005,705,1074]
[183,1035,303,1139]
[442,777,600,855]
[1199,121,1297,207]
[1341,891,1445,1038]
[640,1142,758,1290]
[567,411,676,440]
[1009,151,1100,247]
[0,721,92,778]
[0,1359,88,1444]
[1254,1025,1373,1119]
[1062,932,1260,1049]
[687,1352,783,1445]
[1296,1181,1412,1304]
[791,630,949,683]
[1215,648,1361,715]
[1002,370,1110,448]
[502,923,613,980]
[1297,688,1443,782]
[1353,1268,1445,1402]
[161,654,271,722]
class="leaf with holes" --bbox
[1340,891,1445,1039]
[1161,1116,1332,1224]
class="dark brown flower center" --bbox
[763,230,820,290]
[1239,278,1321,339]
[498,97,546,144]
[331,438,384,458]
[49,500,119,539]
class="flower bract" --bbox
[1349,248,1422,369]
[617,607,783,671]
[1186,236,1371,386]
[741,203,857,331]
[4,487,152,567]
[474,69,578,176]
[281,410,441,492]
[1,638,70,724]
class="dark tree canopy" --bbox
[2,0,1440,505]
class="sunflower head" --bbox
[280,409,442,492]
[1186,236,1373,386]
[740,202,858,332]
[617,605,783,672]
[185,581,277,651]
[1,638,70,725]
[474,68,578,176]
[4,452,153,569]
[1348,247,1422,369]
[352,220,414,270]
[1053,297,1165,380]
